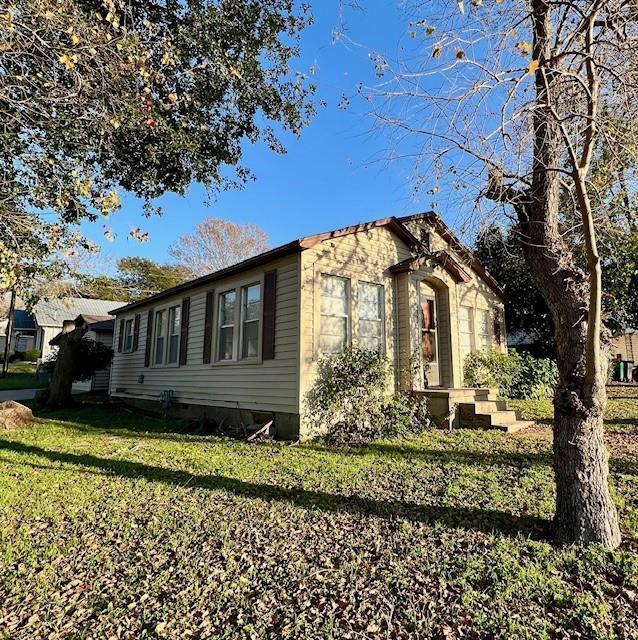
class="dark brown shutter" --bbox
[179,297,190,366]
[117,319,124,352]
[262,270,277,360]
[144,309,154,367]
[132,314,141,351]
[203,290,215,364]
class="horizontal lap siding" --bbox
[110,254,300,413]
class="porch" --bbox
[418,387,534,433]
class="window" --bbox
[153,309,166,365]
[459,305,474,361]
[320,275,350,354]
[358,282,384,351]
[167,305,181,364]
[241,283,261,359]
[123,318,134,353]
[218,290,236,361]
[477,309,490,350]
[420,296,437,362]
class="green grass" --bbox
[1,395,638,639]
[0,361,44,391]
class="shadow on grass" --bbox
[0,439,550,540]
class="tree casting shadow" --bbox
[0,439,549,540]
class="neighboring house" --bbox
[612,330,638,363]
[49,314,116,392]
[1,297,125,360]
[110,212,511,438]
[0,310,38,355]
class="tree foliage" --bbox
[476,225,638,352]
[80,256,192,301]
[43,338,113,383]
[169,217,270,277]
[1,0,313,295]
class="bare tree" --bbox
[352,0,638,547]
[169,218,269,277]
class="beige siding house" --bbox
[110,212,510,438]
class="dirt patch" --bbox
[0,401,39,431]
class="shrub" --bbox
[306,345,431,446]
[41,338,113,381]
[24,349,41,362]
[464,348,558,400]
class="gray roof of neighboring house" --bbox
[33,297,126,327]
[12,309,37,330]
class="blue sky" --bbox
[82,3,459,270]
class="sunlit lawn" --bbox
[0,362,44,391]
[0,391,637,639]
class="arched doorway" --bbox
[418,277,452,388]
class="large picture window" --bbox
[320,275,350,354]
[241,283,261,359]
[459,305,474,361]
[358,282,384,351]
[218,290,237,361]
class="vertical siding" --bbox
[110,254,300,414]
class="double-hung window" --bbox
[167,305,181,364]
[123,318,134,352]
[153,304,181,365]
[458,305,475,361]
[240,283,261,359]
[218,290,237,361]
[477,309,490,350]
[320,275,350,355]
[358,282,384,351]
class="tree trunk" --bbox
[491,0,622,548]
[45,327,85,409]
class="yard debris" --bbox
[0,400,39,431]
[245,420,274,443]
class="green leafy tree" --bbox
[1,0,313,296]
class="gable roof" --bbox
[110,212,505,315]
[110,217,421,315]
[34,297,125,327]
[397,212,506,301]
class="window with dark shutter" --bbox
[132,314,141,351]
[262,270,277,360]
[203,290,214,364]
[117,319,124,352]
[144,309,154,367]
[179,297,190,366]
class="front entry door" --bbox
[420,289,440,387]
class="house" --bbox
[612,330,638,364]
[109,211,520,438]
[1,297,125,360]
[49,314,116,392]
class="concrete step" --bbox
[472,400,509,413]
[492,420,535,434]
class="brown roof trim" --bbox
[389,251,473,283]
[397,212,506,301]
[110,216,420,316]
[109,239,303,315]
[299,217,420,251]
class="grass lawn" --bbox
[1,394,638,639]
[0,361,44,391]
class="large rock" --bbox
[0,401,37,431]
